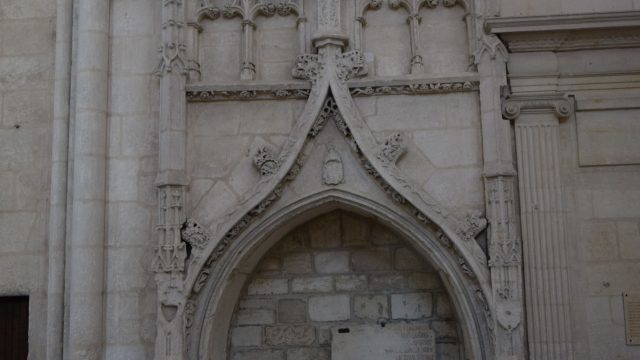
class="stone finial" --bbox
[253,146,280,176]
[376,133,406,165]
[181,218,210,250]
[456,211,488,242]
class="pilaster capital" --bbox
[502,93,574,121]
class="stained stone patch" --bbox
[264,325,316,346]
[278,299,306,323]
[391,293,433,319]
[354,295,389,320]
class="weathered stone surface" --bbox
[391,293,433,319]
[354,295,389,320]
[282,253,312,274]
[394,247,426,271]
[331,324,436,360]
[309,212,341,248]
[264,325,315,346]
[577,109,640,166]
[278,299,306,324]
[314,251,350,274]
[236,309,275,325]
[248,278,289,296]
[342,213,370,246]
[258,257,282,272]
[351,248,392,271]
[334,275,368,292]
[232,349,284,360]
[436,293,453,319]
[370,224,400,245]
[309,295,351,322]
[618,221,640,259]
[291,277,333,293]
[286,347,331,360]
[231,326,262,347]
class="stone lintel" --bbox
[486,12,640,52]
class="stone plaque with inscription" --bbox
[331,324,435,360]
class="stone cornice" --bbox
[486,11,640,52]
[502,93,574,120]
[186,74,479,102]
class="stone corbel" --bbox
[376,132,406,165]
[253,146,280,177]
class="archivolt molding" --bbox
[329,67,489,285]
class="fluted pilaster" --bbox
[504,94,574,360]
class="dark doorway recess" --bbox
[0,296,28,360]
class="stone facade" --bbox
[0,0,639,359]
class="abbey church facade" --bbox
[1,0,640,359]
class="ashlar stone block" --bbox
[354,295,389,320]
[264,325,315,346]
[394,247,426,271]
[291,277,333,293]
[314,251,350,274]
[287,347,331,360]
[351,248,391,271]
[232,349,284,360]
[309,212,341,248]
[391,293,433,319]
[247,278,288,295]
[342,213,370,246]
[335,275,368,292]
[309,295,350,322]
[231,326,262,347]
[236,308,275,325]
[282,253,312,274]
[278,299,306,323]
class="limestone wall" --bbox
[187,99,307,230]
[356,93,484,214]
[507,48,640,359]
[0,0,55,358]
[104,0,160,357]
[228,210,462,360]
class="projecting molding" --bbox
[486,11,640,52]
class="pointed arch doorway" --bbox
[187,190,492,360]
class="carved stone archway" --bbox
[188,189,493,360]
[151,1,528,359]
